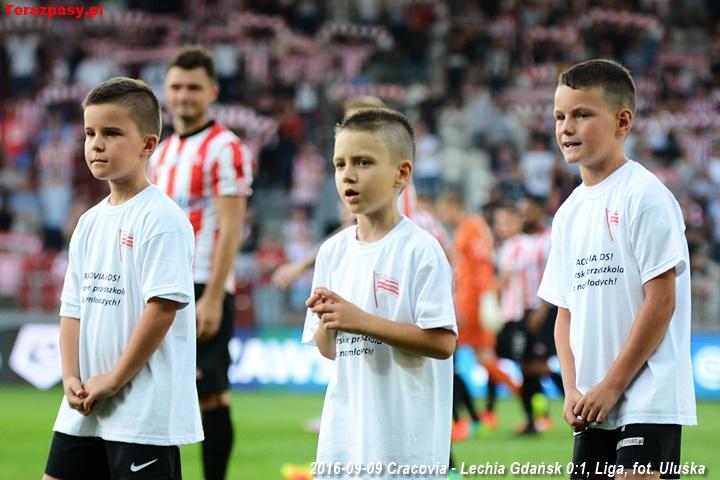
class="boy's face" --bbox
[164,66,218,124]
[554,85,626,169]
[84,103,155,182]
[333,129,411,218]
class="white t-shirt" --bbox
[53,186,203,445]
[538,160,696,429]
[302,217,457,479]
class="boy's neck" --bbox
[355,208,403,243]
[108,175,150,205]
[580,155,627,187]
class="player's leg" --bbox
[44,432,110,480]
[105,440,181,480]
[614,424,681,480]
[195,284,235,480]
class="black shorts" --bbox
[45,432,181,480]
[525,306,558,359]
[195,283,235,398]
[570,424,682,479]
[496,320,526,360]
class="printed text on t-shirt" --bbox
[573,253,624,292]
[336,334,383,357]
[81,272,125,307]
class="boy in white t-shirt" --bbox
[43,77,203,480]
[303,108,457,479]
[538,59,696,480]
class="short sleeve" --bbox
[211,142,253,197]
[538,218,569,309]
[412,246,458,334]
[630,202,687,284]
[139,230,194,308]
[59,229,81,319]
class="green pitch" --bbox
[0,386,716,479]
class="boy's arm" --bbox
[554,307,587,431]
[82,297,178,412]
[314,323,337,360]
[310,288,456,359]
[196,195,246,341]
[59,316,86,413]
[573,268,676,424]
[306,289,337,359]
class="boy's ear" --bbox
[143,134,159,157]
[394,160,413,189]
[616,108,633,138]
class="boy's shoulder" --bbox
[621,160,679,211]
[140,186,194,232]
[77,187,191,235]
[318,218,442,258]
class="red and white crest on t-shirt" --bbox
[372,271,399,307]
[605,208,620,241]
[118,229,134,263]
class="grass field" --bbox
[1,386,716,479]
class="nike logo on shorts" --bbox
[130,458,159,472]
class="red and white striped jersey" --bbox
[522,227,551,310]
[148,121,253,291]
[497,234,528,323]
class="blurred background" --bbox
[1,0,720,438]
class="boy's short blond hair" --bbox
[82,77,161,137]
[336,107,415,164]
[559,59,636,113]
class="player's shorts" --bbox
[524,306,558,360]
[570,424,682,479]
[495,319,526,360]
[45,431,181,479]
[195,283,235,398]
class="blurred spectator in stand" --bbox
[689,241,720,331]
[35,112,77,250]
[6,31,40,95]
[8,175,42,234]
[74,44,122,88]
[254,233,288,327]
[290,143,326,208]
[414,120,442,198]
[282,206,317,312]
[520,133,555,199]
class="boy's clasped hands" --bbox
[64,374,119,416]
[306,287,367,334]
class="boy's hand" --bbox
[82,373,120,414]
[63,376,87,415]
[305,289,330,310]
[310,288,366,333]
[573,379,622,425]
[563,388,589,432]
[196,295,222,342]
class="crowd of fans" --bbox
[1,0,719,329]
